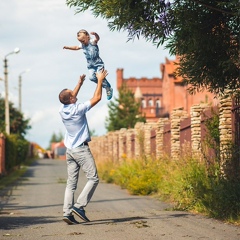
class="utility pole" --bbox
[3,48,20,134]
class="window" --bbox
[141,99,146,108]
[148,99,153,107]
[156,99,161,108]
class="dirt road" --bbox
[0,159,239,240]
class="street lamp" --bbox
[4,47,20,134]
[18,69,30,112]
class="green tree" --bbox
[49,132,63,143]
[0,97,31,136]
[105,84,145,132]
[66,0,239,94]
[167,0,239,94]
[90,129,97,137]
[47,131,64,150]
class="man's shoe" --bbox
[72,206,90,222]
[63,215,79,225]
[106,87,113,100]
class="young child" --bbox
[63,30,113,100]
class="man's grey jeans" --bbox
[63,145,99,216]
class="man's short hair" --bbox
[59,89,71,104]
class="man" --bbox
[59,69,108,225]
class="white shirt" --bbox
[59,100,91,149]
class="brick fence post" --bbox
[190,104,203,158]
[118,128,127,160]
[0,133,6,175]
[90,135,107,162]
[144,122,157,158]
[126,129,134,159]
[107,132,114,161]
[156,118,169,159]
[171,108,188,159]
[219,93,233,178]
[134,122,145,159]
[112,131,119,161]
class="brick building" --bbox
[117,69,163,122]
[116,56,218,121]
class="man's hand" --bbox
[90,69,108,107]
[78,74,86,85]
[96,69,108,84]
[72,74,86,98]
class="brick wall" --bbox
[89,101,236,179]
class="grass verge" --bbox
[0,158,35,191]
[96,156,240,225]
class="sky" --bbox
[0,0,172,149]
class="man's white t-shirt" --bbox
[59,100,91,149]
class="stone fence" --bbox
[0,94,235,177]
[89,94,233,166]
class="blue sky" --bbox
[0,0,172,149]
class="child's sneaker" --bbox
[106,87,113,100]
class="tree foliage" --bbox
[48,132,64,150]
[167,0,239,94]
[66,0,239,94]
[50,132,63,143]
[0,97,31,136]
[105,84,146,132]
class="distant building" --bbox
[160,56,218,117]
[117,68,163,122]
[116,56,218,121]
[51,141,66,160]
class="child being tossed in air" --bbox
[63,30,113,100]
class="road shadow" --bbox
[0,203,63,212]
[0,216,59,230]
[81,216,148,226]
[81,212,193,226]
[91,197,146,203]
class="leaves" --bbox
[66,0,239,94]
[0,98,31,136]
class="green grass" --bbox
[97,156,240,224]
[0,158,35,191]
[57,178,67,184]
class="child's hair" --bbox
[77,29,89,37]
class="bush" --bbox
[5,134,29,171]
[5,135,17,171]
[97,160,116,183]
[97,156,240,223]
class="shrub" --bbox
[5,134,29,171]
[97,160,116,183]
[97,156,240,223]
[115,158,162,195]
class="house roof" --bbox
[163,57,183,83]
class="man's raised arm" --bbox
[90,69,108,107]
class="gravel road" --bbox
[0,159,239,240]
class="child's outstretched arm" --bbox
[90,32,100,44]
[63,46,81,50]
